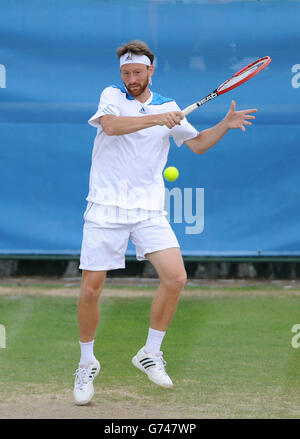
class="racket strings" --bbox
[217,58,269,93]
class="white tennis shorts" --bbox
[79,202,180,271]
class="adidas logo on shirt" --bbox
[139,107,146,114]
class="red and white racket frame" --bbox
[182,56,271,116]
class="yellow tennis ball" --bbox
[164,166,179,182]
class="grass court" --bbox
[0,281,299,418]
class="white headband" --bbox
[120,52,151,67]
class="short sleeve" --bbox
[88,87,121,128]
[169,103,199,147]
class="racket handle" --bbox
[182,92,218,117]
[182,103,199,117]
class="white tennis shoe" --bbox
[132,347,173,389]
[73,360,100,405]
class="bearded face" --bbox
[121,64,152,98]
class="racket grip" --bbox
[182,103,199,117]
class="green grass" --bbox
[1,291,300,418]
[0,281,294,291]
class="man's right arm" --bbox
[100,112,184,136]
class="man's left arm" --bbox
[184,100,257,154]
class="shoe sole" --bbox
[131,356,173,389]
[74,389,95,406]
[74,361,101,406]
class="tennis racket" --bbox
[182,56,271,117]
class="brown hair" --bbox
[117,40,154,65]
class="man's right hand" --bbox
[99,111,185,136]
[156,111,184,129]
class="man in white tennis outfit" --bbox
[73,40,257,405]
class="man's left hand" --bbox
[224,100,257,132]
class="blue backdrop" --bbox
[0,0,300,257]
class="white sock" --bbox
[144,328,166,354]
[79,340,96,366]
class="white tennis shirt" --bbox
[87,85,198,211]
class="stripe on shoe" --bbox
[140,357,151,364]
[144,363,156,369]
[89,367,98,378]
[140,360,156,367]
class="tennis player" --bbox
[73,40,257,405]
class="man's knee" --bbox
[80,284,102,303]
[162,270,187,292]
[80,271,106,303]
